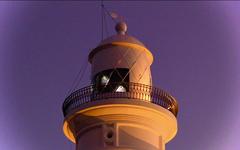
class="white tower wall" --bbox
[63,99,177,150]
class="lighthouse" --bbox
[62,22,178,150]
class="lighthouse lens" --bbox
[93,68,129,93]
[115,85,126,92]
[101,75,109,85]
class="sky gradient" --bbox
[0,1,240,150]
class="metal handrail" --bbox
[62,82,178,117]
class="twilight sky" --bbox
[0,1,240,150]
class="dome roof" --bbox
[98,22,146,47]
[88,22,150,64]
[98,34,146,47]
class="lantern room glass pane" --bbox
[92,68,129,93]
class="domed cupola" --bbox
[88,22,153,93]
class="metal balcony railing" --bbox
[62,82,178,117]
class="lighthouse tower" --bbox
[62,22,178,150]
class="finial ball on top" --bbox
[115,22,127,35]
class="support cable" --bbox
[66,53,89,96]
[101,1,117,39]
[103,9,109,37]
[72,58,89,92]
[121,49,145,83]
[101,0,104,40]
[66,63,84,96]
[137,56,150,83]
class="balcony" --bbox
[62,82,178,117]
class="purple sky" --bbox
[1,1,240,150]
